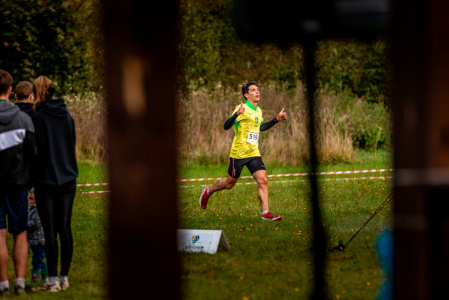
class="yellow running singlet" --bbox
[229,100,264,159]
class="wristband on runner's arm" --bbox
[260,117,279,132]
[224,112,238,130]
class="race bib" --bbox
[247,130,259,144]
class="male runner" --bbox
[199,81,287,221]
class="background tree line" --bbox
[1,0,391,163]
[1,0,389,103]
[179,0,390,105]
[178,0,391,157]
[0,0,103,95]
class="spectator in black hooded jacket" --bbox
[15,81,35,118]
[32,76,78,292]
[0,70,36,295]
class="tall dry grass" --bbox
[66,94,107,162]
[68,84,389,165]
[179,84,356,166]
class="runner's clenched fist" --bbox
[276,108,287,121]
[237,103,245,115]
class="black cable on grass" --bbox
[327,191,394,252]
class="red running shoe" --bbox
[199,186,211,209]
[261,211,282,221]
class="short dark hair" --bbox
[242,81,258,100]
[15,81,33,101]
[0,70,13,96]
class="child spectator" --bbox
[26,187,47,285]
[14,81,35,118]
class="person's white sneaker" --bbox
[41,278,49,288]
[48,280,61,292]
[61,279,70,290]
[42,278,61,292]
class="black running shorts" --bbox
[227,157,266,179]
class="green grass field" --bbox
[5,162,108,299]
[179,150,392,300]
[4,150,392,299]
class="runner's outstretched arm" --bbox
[260,117,279,131]
[260,108,287,131]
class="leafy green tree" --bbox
[316,40,389,104]
[179,0,304,91]
[0,0,102,95]
[179,0,389,104]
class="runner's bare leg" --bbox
[208,174,238,194]
[253,170,268,211]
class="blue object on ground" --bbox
[376,230,393,300]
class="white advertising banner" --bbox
[177,229,230,254]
